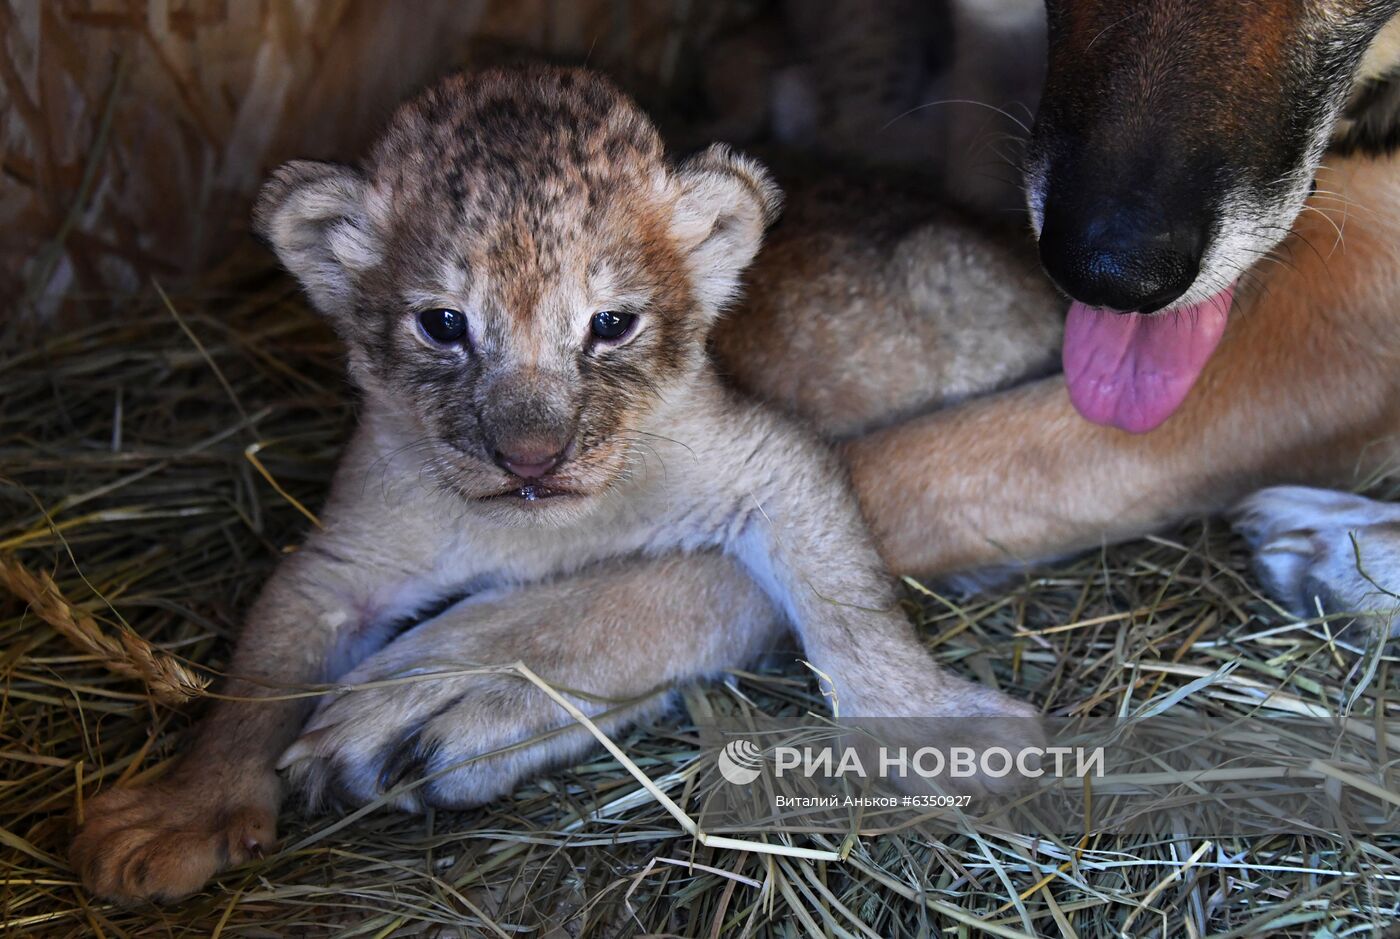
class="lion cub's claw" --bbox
[70,776,278,904]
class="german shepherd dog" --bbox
[72,2,1400,903]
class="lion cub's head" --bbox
[256,67,779,519]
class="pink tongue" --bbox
[1062,287,1234,434]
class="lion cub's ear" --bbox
[252,160,382,314]
[671,144,783,314]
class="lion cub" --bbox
[72,66,1038,903]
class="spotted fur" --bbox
[253,69,765,515]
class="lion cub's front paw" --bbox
[277,651,600,812]
[71,770,278,904]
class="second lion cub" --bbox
[73,66,1037,902]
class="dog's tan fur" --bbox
[71,67,1040,905]
[850,154,1400,575]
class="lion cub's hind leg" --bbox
[1234,486,1400,636]
[70,764,279,904]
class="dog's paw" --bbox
[1232,486,1400,633]
[71,770,278,903]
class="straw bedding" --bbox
[3,3,1398,936]
[2,252,1397,937]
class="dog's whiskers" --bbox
[882,98,1031,135]
[1297,204,1348,254]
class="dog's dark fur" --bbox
[1027,0,1400,314]
[1022,1,1400,632]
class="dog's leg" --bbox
[1233,487,1400,635]
[278,552,784,810]
[844,299,1400,577]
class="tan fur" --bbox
[261,111,1400,865]
[1356,12,1400,82]
[72,68,1039,905]
[714,173,1061,438]
[264,65,1400,917]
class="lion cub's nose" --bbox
[492,437,573,479]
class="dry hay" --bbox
[1,253,1397,937]
[1,0,744,319]
[7,3,1395,937]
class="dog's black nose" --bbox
[1038,197,1207,312]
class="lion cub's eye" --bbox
[589,310,637,343]
[418,308,467,345]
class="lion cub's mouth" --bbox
[480,483,581,502]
